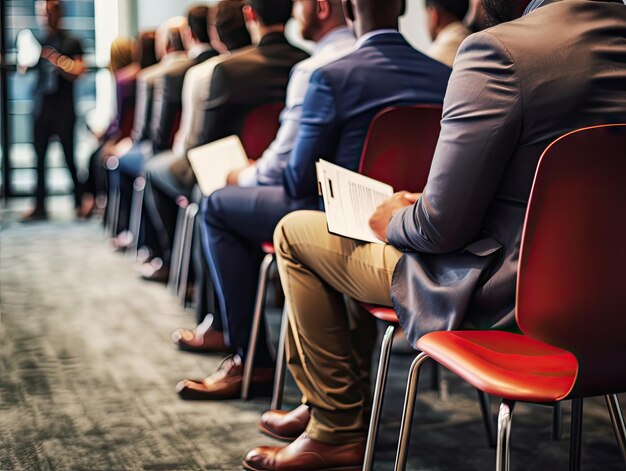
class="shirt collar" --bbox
[188,43,212,60]
[314,26,354,53]
[354,29,400,50]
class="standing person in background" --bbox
[426,0,470,66]
[23,0,85,222]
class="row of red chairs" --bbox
[243,106,626,471]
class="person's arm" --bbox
[41,43,85,81]
[283,69,339,199]
[152,70,184,152]
[386,32,522,253]
[198,64,232,145]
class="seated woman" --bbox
[79,32,157,218]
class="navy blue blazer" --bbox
[283,32,452,199]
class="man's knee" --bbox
[202,190,226,230]
[273,210,324,260]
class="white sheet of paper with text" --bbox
[188,135,249,197]
[317,159,393,244]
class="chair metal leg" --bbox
[605,394,626,468]
[241,253,275,400]
[569,398,583,471]
[553,402,563,441]
[270,306,289,411]
[363,324,396,471]
[106,176,121,237]
[127,176,145,258]
[105,157,120,237]
[477,389,497,449]
[177,203,199,306]
[168,202,188,294]
[496,400,515,471]
[394,352,430,471]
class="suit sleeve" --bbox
[283,69,339,199]
[152,71,183,152]
[387,32,522,254]
[198,64,232,145]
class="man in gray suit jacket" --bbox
[246,0,626,468]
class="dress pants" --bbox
[143,151,189,261]
[33,100,79,210]
[201,185,317,368]
[273,210,403,445]
[110,141,150,234]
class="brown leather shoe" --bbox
[171,315,234,354]
[259,405,310,441]
[176,355,273,400]
[243,433,364,471]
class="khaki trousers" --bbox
[273,210,403,444]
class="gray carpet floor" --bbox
[1,199,624,470]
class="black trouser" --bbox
[33,101,80,210]
[83,142,108,199]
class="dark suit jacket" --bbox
[170,32,308,187]
[283,32,452,200]
[130,52,188,143]
[150,47,218,153]
[388,0,626,346]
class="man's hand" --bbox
[226,160,255,186]
[369,191,421,243]
[226,168,243,186]
[41,46,85,80]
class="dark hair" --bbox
[248,0,293,26]
[136,30,157,68]
[188,5,211,44]
[216,0,252,50]
[167,27,185,52]
[425,0,469,21]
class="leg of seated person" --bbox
[273,210,402,445]
[143,152,187,263]
[176,186,315,400]
[201,186,294,368]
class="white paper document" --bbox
[188,135,249,196]
[317,159,393,244]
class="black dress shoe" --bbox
[139,257,169,283]
[20,208,48,223]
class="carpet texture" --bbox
[0,207,624,470]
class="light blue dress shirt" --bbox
[237,26,356,187]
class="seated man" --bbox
[174,0,451,400]
[140,0,307,281]
[108,18,187,240]
[243,0,626,468]
[425,0,470,66]
[139,0,252,281]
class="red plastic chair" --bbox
[356,106,499,470]
[240,102,285,160]
[393,124,626,471]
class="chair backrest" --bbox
[358,105,443,192]
[517,124,626,396]
[240,102,284,161]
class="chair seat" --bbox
[361,304,399,323]
[417,331,578,402]
[261,242,275,255]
